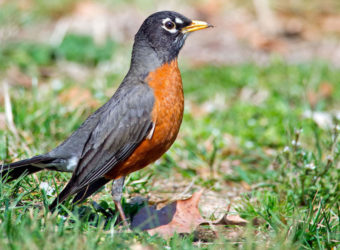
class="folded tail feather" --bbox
[49,177,109,211]
[72,177,109,204]
[1,155,53,182]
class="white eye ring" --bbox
[162,18,177,33]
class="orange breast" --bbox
[105,59,184,179]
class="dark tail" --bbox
[1,155,53,182]
[49,181,75,212]
[72,177,109,204]
[49,177,109,211]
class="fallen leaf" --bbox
[131,190,206,238]
[131,189,250,240]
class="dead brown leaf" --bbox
[131,190,206,238]
[131,190,249,239]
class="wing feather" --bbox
[50,83,155,208]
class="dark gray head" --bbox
[129,11,211,75]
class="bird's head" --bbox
[132,11,212,66]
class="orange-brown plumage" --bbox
[105,59,184,179]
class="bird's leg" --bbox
[111,177,128,227]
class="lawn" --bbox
[0,2,340,249]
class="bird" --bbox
[0,11,212,224]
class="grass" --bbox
[0,33,340,249]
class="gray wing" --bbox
[49,83,155,209]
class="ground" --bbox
[0,0,339,249]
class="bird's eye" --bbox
[165,21,175,30]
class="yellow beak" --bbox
[181,20,213,33]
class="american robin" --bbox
[1,11,212,223]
